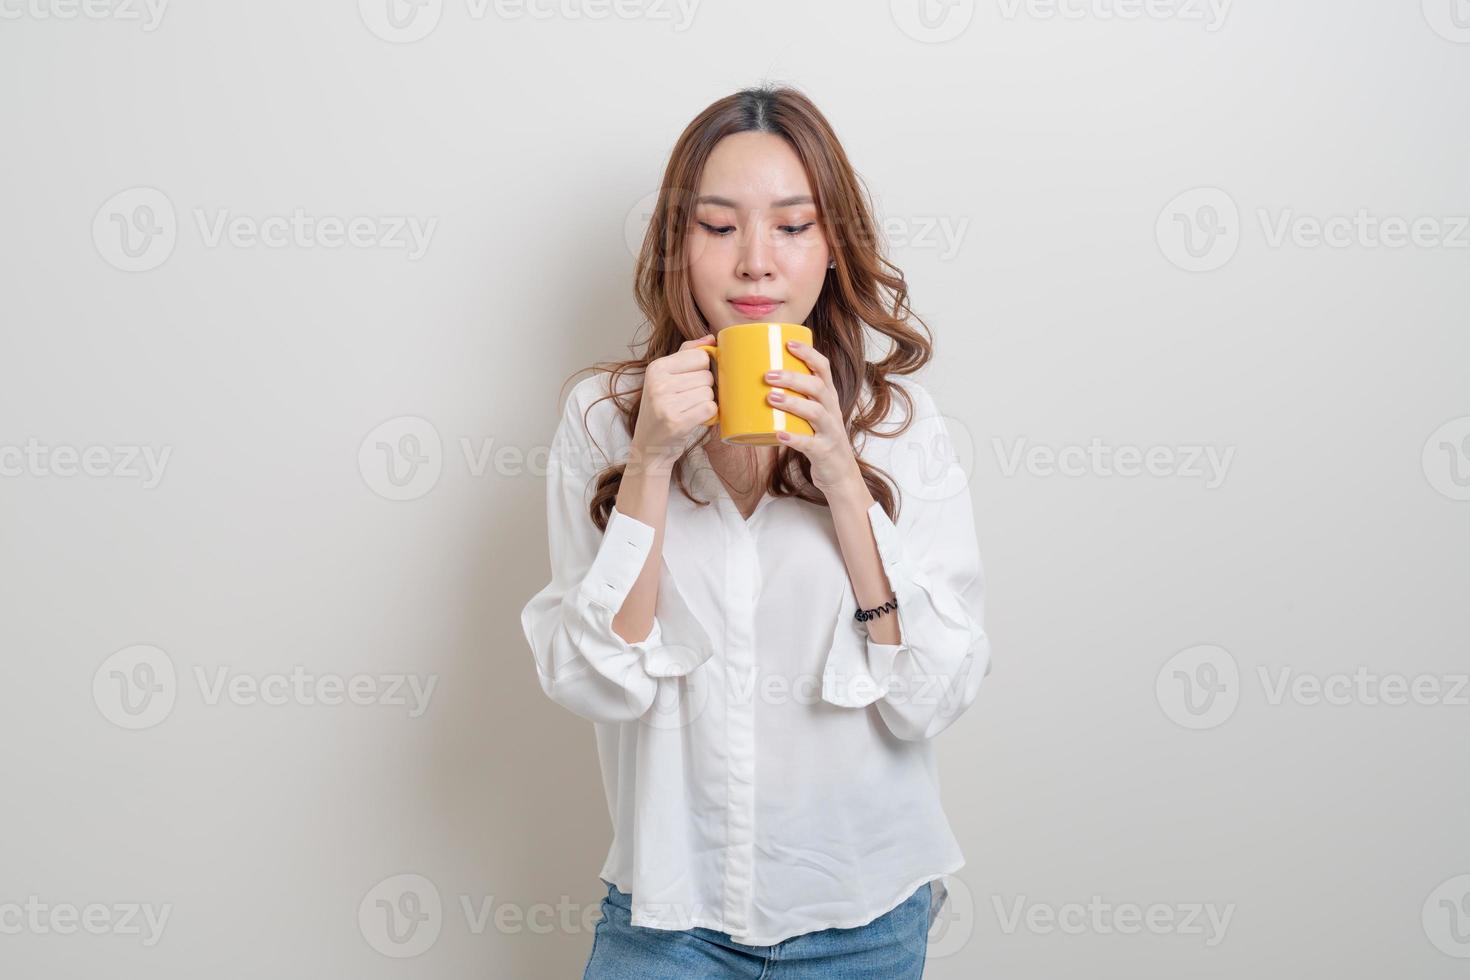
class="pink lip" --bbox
[730,299,781,315]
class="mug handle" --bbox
[697,345,719,427]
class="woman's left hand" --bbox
[765,339,864,499]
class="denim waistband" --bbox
[599,877,631,911]
[597,878,930,924]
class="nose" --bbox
[735,216,774,281]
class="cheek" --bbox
[684,238,719,292]
[780,247,830,292]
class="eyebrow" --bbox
[696,194,815,208]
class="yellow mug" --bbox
[699,322,816,445]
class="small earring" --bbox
[828,258,836,269]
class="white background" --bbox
[1,0,1467,976]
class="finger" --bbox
[668,368,715,393]
[773,429,815,453]
[766,370,841,424]
[762,368,824,400]
[676,391,719,425]
[665,384,710,410]
[669,345,718,373]
[677,333,716,352]
[767,387,827,429]
[784,339,833,385]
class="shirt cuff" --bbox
[820,501,984,710]
[821,635,902,707]
[577,504,710,679]
[819,501,912,707]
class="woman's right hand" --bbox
[629,333,717,474]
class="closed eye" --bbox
[698,221,816,238]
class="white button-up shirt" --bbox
[520,367,993,946]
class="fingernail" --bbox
[764,370,780,380]
[769,391,784,401]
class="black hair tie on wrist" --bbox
[854,596,898,623]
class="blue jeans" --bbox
[583,879,933,978]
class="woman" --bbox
[520,84,993,978]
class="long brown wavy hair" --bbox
[565,83,938,532]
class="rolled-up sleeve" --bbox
[819,386,992,741]
[520,392,712,724]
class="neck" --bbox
[705,440,776,480]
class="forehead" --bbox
[696,132,813,206]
